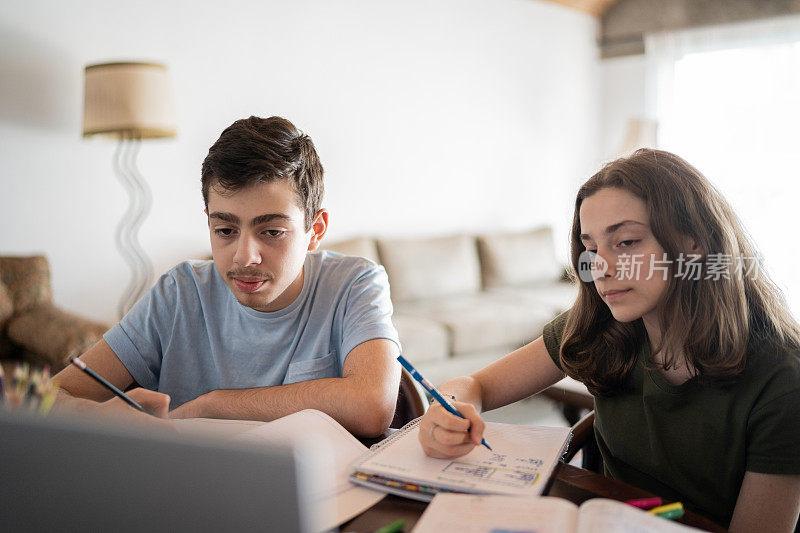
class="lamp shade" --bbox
[83,61,176,138]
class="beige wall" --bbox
[0,0,602,322]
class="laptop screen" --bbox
[0,410,328,532]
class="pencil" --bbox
[397,354,493,451]
[70,357,147,414]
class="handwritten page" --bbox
[356,421,571,496]
[412,494,579,533]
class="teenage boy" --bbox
[54,116,401,437]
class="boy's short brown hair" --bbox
[201,116,324,230]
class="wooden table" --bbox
[341,462,726,532]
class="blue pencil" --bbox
[397,354,492,451]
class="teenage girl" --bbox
[418,149,800,531]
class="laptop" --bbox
[0,410,329,532]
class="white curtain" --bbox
[645,16,800,317]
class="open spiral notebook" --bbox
[350,417,572,502]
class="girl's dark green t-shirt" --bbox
[542,312,800,527]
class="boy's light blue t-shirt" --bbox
[104,251,400,409]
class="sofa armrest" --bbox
[6,304,109,371]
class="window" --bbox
[646,16,800,317]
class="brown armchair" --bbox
[0,256,109,371]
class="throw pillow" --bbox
[0,256,53,313]
[478,227,563,288]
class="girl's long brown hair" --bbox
[561,149,800,396]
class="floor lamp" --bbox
[82,61,176,319]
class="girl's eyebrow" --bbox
[580,220,646,241]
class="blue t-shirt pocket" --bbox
[284,351,338,384]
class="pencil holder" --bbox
[0,362,58,415]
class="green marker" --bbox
[656,507,685,520]
[375,519,405,533]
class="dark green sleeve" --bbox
[542,311,569,371]
[745,361,800,474]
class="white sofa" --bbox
[323,227,578,386]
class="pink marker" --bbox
[625,497,662,510]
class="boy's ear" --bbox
[307,209,328,252]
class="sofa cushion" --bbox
[415,349,516,387]
[395,294,555,356]
[487,281,578,315]
[391,314,449,364]
[478,227,563,288]
[7,305,108,369]
[0,256,53,313]
[378,235,481,303]
[320,237,380,264]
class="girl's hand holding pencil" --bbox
[397,354,489,459]
[418,397,487,459]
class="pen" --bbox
[70,357,148,414]
[397,354,493,451]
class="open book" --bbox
[413,494,701,532]
[351,418,571,501]
[173,410,385,531]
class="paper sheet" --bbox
[412,494,579,533]
[576,499,701,533]
[175,411,385,530]
[173,417,265,438]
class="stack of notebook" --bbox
[350,417,572,501]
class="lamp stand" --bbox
[112,131,154,319]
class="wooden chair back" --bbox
[563,410,603,473]
[390,368,429,428]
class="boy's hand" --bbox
[167,394,206,419]
[418,400,486,459]
[96,388,173,428]
[111,387,171,417]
